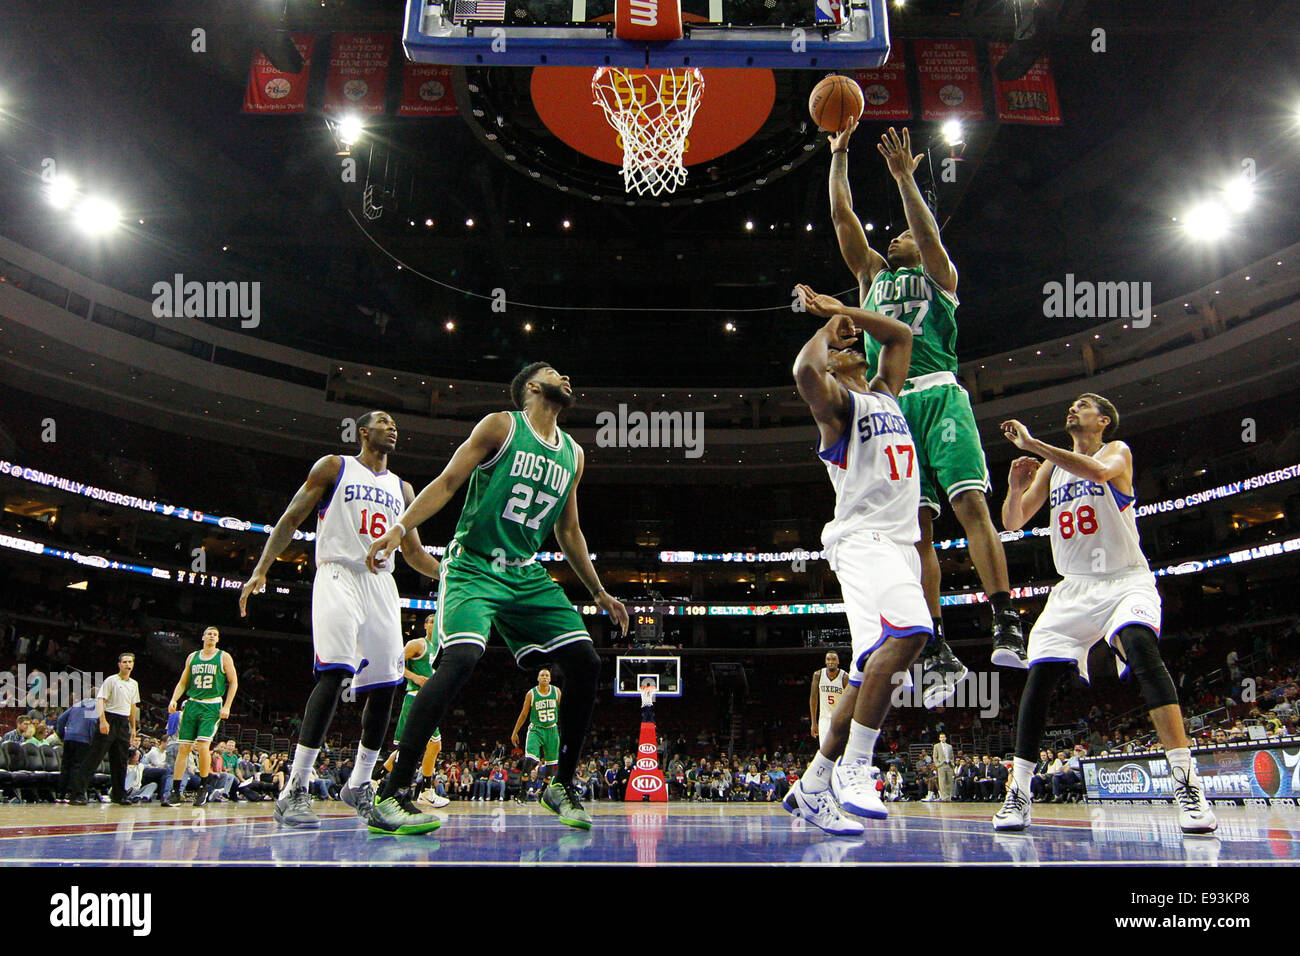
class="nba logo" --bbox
[815,0,843,24]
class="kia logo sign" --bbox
[630,775,663,794]
[638,743,656,755]
[635,757,658,771]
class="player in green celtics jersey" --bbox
[511,668,562,786]
[826,119,1028,690]
[379,615,450,808]
[366,362,629,832]
[163,626,238,807]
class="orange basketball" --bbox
[808,74,864,133]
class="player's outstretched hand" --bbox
[877,126,923,180]
[1001,419,1034,450]
[511,732,520,749]
[598,591,630,637]
[238,571,266,618]
[366,526,402,573]
[167,699,178,715]
[825,315,858,350]
[828,115,858,153]
[1008,456,1040,486]
[796,283,845,318]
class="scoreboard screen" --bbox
[631,608,664,642]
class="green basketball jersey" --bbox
[186,649,226,700]
[862,264,960,378]
[530,685,559,729]
[405,638,435,694]
[452,411,578,562]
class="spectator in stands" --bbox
[767,763,788,799]
[977,755,1000,801]
[1050,750,1080,802]
[485,762,506,801]
[524,767,545,801]
[3,716,32,744]
[744,763,763,801]
[1029,750,1053,802]
[53,699,98,802]
[458,765,473,800]
[756,773,777,802]
[140,736,171,801]
[954,757,977,801]
[883,766,904,802]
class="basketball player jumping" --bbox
[365,363,629,832]
[511,668,561,787]
[993,395,1216,834]
[162,626,238,808]
[238,411,441,835]
[809,651,848,744]
[382,614,450,808]
[783,285,934,835]
[828,120,1028,694]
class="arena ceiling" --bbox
[0,0,1297,388]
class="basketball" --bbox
[808,74,864,133]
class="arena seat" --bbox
[4,742,37,800]
[0,745,11,797]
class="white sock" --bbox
[1013,757,1035,796]
[348,745,380,789]
[843,722,879,765]
[1166,747,1193,781]
[804,751,836,794]
[287,745,319,792]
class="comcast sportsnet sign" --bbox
[1084,743,1300,803]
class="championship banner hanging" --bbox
[988,42,1063,125]
[323,33,393,115]
[243,34,316,114]
[398,63,458,116]
[853,44,912,121]
[913,38,984,122]
[625,725,668,802]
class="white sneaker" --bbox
[1172,768,1218,834]
[992,785,1031,831]
[418,789,451,809]
[831,760,887,820]
[782,780,864,837]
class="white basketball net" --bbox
[639,682,657,707]
[591,67,704,196]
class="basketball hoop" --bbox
[591,67,704,197]
[639,681,657,708]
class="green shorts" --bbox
[178,700,221,743]
[526,725,560,765]
[896,378,991,516]
[434,542,591,663]
[393,691,440,746]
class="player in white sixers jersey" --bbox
[782,285,935,835]
[994,395,1216,834]
[810,651,848,743]
[239,411,442,835]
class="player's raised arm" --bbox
[239,454,342,616]
[366,411,512,572]
[553,445,630,637]
[1001,456,1053,532]
[396,480,442,579]
[796,284,912,399]
[1002,420,1133,486]
[878,127,957,295]
[828,118,888,283]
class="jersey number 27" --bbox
[503,483,560,530]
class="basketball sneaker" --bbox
[831,759,887,820]
[919,637,968,709]
[366,791,441,835]
[783,779,863,836]
[990,608,1029,669]
[161,788,183,808]
[1172,767,1218,834]
[992,784,1031,831]
[339,780,376,818]
[274,785,321,829]
[541,780,593,831]
[418,788,451,809]
[192,788,210,808]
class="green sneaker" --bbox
[365,792,441,835]
[540,780,593,831]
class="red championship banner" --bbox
[243,35,316,114]
[398,63,458,117]
[988,42,1062,125]
[853,44,911,121]
[913,38,984,121]
[625,725,668,803]
[323,33,393,115]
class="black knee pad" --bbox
[1116,625,1178,710]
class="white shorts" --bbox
[818,715,833,740]
[312,562,404,692]
[828,531,932,686]
[1027,570,1162,684]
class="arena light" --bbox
[335,114,363,148]
[941,119,964,146]
[1223,175,1254,213]
[73,196,121,236]
[1182,200,1228,241]
[744,219,754,231]
[45,175,78,209]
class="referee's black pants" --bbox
[57,740,88,797]
[75,713,131,801]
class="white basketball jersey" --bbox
[315,456,407,572]
[818,668,848,716]
[819,388,921,549]
[1046,451,1149,577]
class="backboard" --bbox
[615,656,682,697]
[403,0,891,69]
